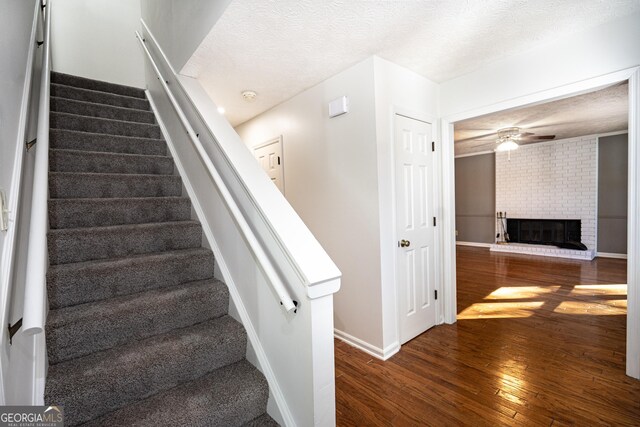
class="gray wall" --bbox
[455,153,496,243]
[598,133,628,254]
[140,0,232,72]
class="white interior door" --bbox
[395,114,437,344]
[253,137,284,194]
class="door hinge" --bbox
[277,156,281,165]
[433,217,436,227]
[8,318,22,345]
[434,290,438,300]
[432,141,435,152]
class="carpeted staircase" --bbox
[44,72,279,427]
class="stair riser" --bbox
[51,84,150,110]
[51,112,161,139]
[45,317,247,426]
[84,361,270,427]
[51,97,155,124]
[52,72,146,99]
[47,249,215,309]
[50,129,166,156]
[48,222,202,264]
[49,150,174,175]
[49,198,191,229]
[47,280,229,364]
[49,173,182,198]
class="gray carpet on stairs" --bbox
[45,71,277,426]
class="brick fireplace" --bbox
[492,136,597,259]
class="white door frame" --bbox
[440,66,640,379]
[389,108,443,352]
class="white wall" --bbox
[237,56,439,358]
[496,137,598,250]
[140,0,232,72]
[236,58,384,350]
[440,11,640,117]
[372,57,439,355]
[51,0,145,88]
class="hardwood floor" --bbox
[335,246,639,426]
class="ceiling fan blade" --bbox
[521,134,556,141]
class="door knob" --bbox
[399,239,411,248]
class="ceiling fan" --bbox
[495,127,555,152]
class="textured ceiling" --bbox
[454,82,629,156]
[182,0,640,127]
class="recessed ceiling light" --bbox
[217,106,226,114]
[242,90,257,102]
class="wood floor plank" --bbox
[335,246,639,426]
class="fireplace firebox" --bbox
[506,219,583,249]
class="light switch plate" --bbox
[328,96,349,118]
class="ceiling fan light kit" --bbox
[496,126,521,153]
[496,139,519,152]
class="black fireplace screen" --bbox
[506,219,581,246]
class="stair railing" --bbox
[134,31,299,312]
[22,0,52,336]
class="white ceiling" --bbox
[182,0,640,127]
[454,82,629,156]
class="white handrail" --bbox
[134,31,297,313]
[22,0,52,335]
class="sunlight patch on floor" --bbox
[458,301,545,319]
[570,284,627,296]
[486,286,561,300]
[554,300,627,315]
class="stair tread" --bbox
[48,220,202,265]
[51,128,164,143]
[50,111,161,139]
[47,247,215,308]
[49,148,174,175]
[47,278,228,364]
[243,414,280,427]
[84,360,269,427]
[51,95,152,114]
[51,72,146,99]
[49,219,199,233]
[49,171,182,199]
[50,148,171,160]
[52,82,149,102]
[51,111,161,129]
[48,247,212,273]
[45,316,247,425]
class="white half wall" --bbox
[0,0,39,404]
[495,137,598,250]
[236,57,384,350]
[51,0,145,88]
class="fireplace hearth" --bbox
[506,219,584,249]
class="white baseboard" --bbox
[597,252,628,259]
[456,241,492,248]
[334,329,400,361]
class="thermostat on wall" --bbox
[328,96,349,118]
